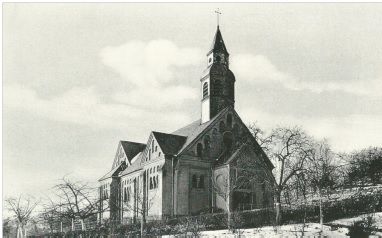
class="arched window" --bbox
[198,175,205,189]
[196,143,203,157]
[232,124,239,137]
[204,135,210,151]
[192,175,198,188]
[203,82,209,99]
[150,177,153,190]
[219,121,226,133]
[153,176,157,188]
[124,187,128,202]
[227,114,232,128]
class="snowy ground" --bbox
[163,213,382,237]
[196,223,349,237]
[329,212,382,229]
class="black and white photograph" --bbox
[2,3,382,237]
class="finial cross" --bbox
[215,8,222,26]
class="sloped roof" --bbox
[172,107,230,155]
[120,141,146,163]
[152,132,187,156]
[208,26,229,55]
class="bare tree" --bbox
[38,199,64,234]
[120,174,158,237]
[306,140,337,232]
[5,195,39,238]
[264,126,313,225]
[51,177,102,231]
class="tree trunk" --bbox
[140,213,146,238]
[227,209,232,231]
[71,218,75,231]
[80,219,86,231]
[16,226,23,238]
[319,191,324,232]
[275,191,282,225]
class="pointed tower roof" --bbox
[208,26,229,55]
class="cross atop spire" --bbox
[215,8,222,27]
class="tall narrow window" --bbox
[203,82,209,99]
[204,135,210,152]
[196,143,203,157]
[152,140,154,152]
[227,114,232,128]
[124,187,128,202]
[192,175,198,188]
[198,175,205,189]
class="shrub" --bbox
[347,215,377,238]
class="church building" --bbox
[98,25,275,224]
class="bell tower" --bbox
[201,26,235,123]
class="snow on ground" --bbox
[163,213,382,237]
[329,212,382,228]
[196,223,349,238]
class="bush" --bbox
[347,215,377,238]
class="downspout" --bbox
[172,156,175,216]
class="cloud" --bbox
[231,53,382,97]
[100,39,202,87]
[239,106,382,152]
[112,85,197,109]
[4,84,192,132]
[100,39,202,109]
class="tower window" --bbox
[203,82,209,99]
[196,143,203,157]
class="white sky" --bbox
[3,3,382,199]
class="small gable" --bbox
[152,132,187,156]
[112,141,146,169]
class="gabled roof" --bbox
[172,107,231,155]
[152,132,187,156]
[120,141,146,163]
[208,26,229,55]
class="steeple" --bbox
[201,25,235,124]
[208,26,229,56]
[206,26,229,66]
